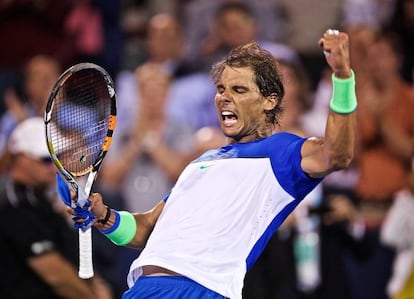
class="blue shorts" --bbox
[122,276,228,299]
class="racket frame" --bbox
[44,62,116,279]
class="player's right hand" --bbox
[319,29,352,79]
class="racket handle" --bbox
[78,228,94,279]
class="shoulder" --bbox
[262,132,307,153]
[233,132,306,158]
[266,132,305,143]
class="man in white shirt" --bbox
[69,29,357,299]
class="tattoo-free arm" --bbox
[29,252,112,299]
[93,198,166,249]
[301,31,356,178]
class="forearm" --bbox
[302,72,357,178]
[29,252,95,299]
[94,201,165,249]
[324,72,357,170]
[324,110,356,170]
[52,273,112,299]
[89,275,113,299]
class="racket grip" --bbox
[78,228,94,279]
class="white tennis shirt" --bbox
[127,132,322,298]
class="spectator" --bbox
[182,0,288,67]
[348,29,414,299]
[100,62,195,214]
[187,1,297,73]
[381,166,414,299]
[0,55,61,173]
[0,117,112,299]
[115,13,218,135]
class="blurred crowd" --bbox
[0,0,413,298]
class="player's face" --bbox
[214,66,275,143]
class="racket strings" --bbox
[49,69,111,175]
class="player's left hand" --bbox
[56,173,95,231]
[319,29,352,79]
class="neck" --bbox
[229,126,273,144]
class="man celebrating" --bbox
[69,29,356,299]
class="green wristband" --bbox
[103,211,137,246]
[330,70,357,114]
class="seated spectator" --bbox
[0,117,112,299]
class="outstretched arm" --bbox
[301,30,357,178]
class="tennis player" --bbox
[71,29,357,299]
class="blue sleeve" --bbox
[163,191,171,202]
[266,132,322,200]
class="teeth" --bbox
[224,118,237,125]
[221,110,237,126]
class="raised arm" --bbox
[301,30,357,178]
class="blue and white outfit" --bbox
[127,132,322,299]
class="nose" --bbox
[218,91,232,105]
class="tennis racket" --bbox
[44,62,116,279]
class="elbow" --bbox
[328,146,354,171]
[328,150,354,171]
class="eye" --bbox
[216,85,225,94]
[233,87,246,93]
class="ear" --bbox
[263,93,278,111]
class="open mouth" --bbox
[221,111,238,126]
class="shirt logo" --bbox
[199,164,214,170]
